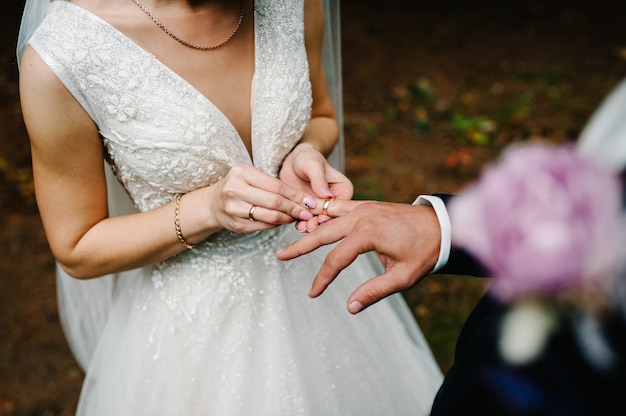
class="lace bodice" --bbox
[30,0,312,212]
[23,3,446,415]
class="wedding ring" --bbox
[248,204,257,221]
[321,198,333,216]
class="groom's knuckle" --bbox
[355,219,376,235]
[324,249,343,268]
[357,201,377,213]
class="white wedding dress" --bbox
[26,1,443,414]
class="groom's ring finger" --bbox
[321,198,334,216]
[248,204,258,221]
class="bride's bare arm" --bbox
[302,0,338,157]
[19,47,317,279]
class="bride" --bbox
[17,0,443,414]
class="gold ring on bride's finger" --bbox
[248,204,257,221]
[321,198,334,216]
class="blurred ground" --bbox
[1,0,626,414]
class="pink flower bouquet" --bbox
[449,141,624,303]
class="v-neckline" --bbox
[62,0,256,163]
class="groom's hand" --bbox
[276,201,441,314]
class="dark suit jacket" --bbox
[428,194,626,415]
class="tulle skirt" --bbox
[60,225,443,415]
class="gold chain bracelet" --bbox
[174,193,195,250]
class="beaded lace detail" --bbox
[31,0,312,213]
[26,3,444,415]
[30,0,313,314]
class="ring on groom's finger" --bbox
[321,198,334,216]
[248,204,257,221]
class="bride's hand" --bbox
[279,143,354,231]
[206,163,317,233]
[279,143,353,200]
[293,197,367,232]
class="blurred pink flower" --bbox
[449,142,623,302]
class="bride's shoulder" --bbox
[19,46,65,94]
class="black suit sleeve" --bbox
[430,193,490,277]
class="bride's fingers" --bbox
[244,203,313,225]
[327,180,354,200]
[225,164,316,221]
[238,188,315,223]
[290,199,371,233]
[323,166,354,200]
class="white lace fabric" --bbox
[25,1,444,415]
[32,1,311,212]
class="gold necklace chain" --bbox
[131,0,246,50]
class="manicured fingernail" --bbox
[320,188,334,198]
[303,196,317,209]
[318,216,331,224]
[295,222,307,233]
[348,301,363,314]
[300,211,313,221]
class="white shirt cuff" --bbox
[412,195,451,273]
